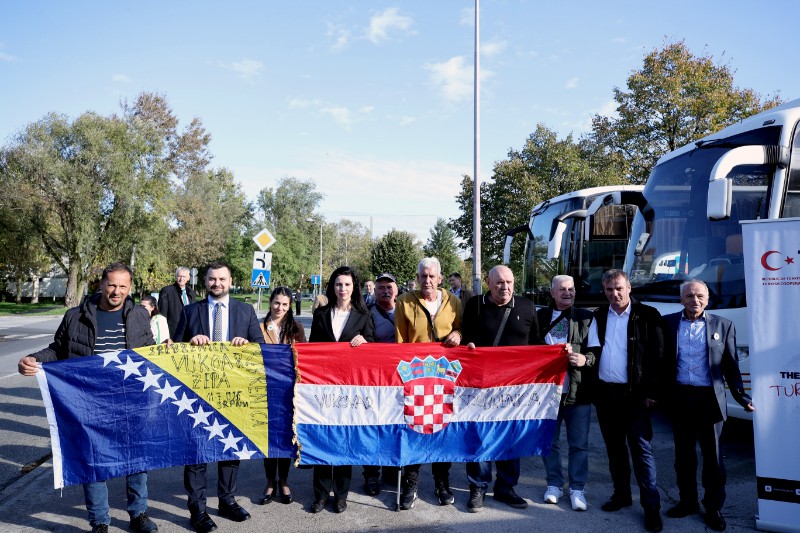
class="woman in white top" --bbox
[308,266,374,514]
[140,295,170,344]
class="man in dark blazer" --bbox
[448,272,473,310]
[662,280,754,532]
[593,269,664,532]
[158,267,195,339]
[174,261,265,533]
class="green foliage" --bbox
[452,125,623,277]
[424,218,463,278]
[590,40,783,182]
[370,230,422,285]
[256,177,323,289]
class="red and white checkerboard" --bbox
[403,378,455,434]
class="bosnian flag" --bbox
[36,343,295,489]
[294,343,566,466]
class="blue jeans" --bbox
[83,472,148,527]
[542,401,591,490]
[466,459,520,491]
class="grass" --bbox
[0,301,68,316]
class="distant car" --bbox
[302,293,314,301]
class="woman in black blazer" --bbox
[308,266,375,514]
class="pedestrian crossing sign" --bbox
[251,269,271,288]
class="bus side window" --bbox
[782,124,800,218]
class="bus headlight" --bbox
[736,346,749,362]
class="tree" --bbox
[0,92,208,306]
[591,40,783,183]
[256,177,323,289]
[452,125,623,276]
[424,218,463,279]
[370,230,422,286]
[171,167,252,279]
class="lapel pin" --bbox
[713,333,720,340]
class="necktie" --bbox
[181,288,188,306]
[212,302,224,342]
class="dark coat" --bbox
[31,294,154,361]
[310,306,375,343]
[593,300,664,402]
[158,282,196,338]
[662,311,751,420]
[175,297,265,343]
[537,305,599,405]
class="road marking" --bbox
[27,334,51,339]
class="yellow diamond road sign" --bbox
[253,228,276,251]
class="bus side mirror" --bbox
[707,178,732,220]
[548,221,567,259]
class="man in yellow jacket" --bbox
[394,257,463,510]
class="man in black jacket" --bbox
[592,269,664,532]
[158,267,195,339]
[18,263,157,533]
[462,265,539,512]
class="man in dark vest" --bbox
[537,274,599,512]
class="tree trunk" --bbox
[31,275,40,304]
[15,274,23,304]
[64,265,81,308]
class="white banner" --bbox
[742,219,800,532]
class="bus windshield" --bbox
[625,126,781,309]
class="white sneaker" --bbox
[543,486,563,504]
[570,489,587,511]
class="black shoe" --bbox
[218,502,250,522]
[309,500,327,513]
[493,487,529,509]
[435,480,455,505]
[279,490,293,505]
[130,512,158,532]
[601,494,633,512]
[467,487,486,512]
[644,508,663,532]
[704,509,727,531]
[364,476,381,496]
[665,501,700,518]
[92,525,109,533]
[400,478,418,510]
[334,500,348,513]
[259,489,274,505]
[189,512,218,533]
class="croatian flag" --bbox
[36,343,295,488]
[294,343,566,466]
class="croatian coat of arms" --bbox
[397,355,462,434]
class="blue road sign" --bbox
[251,269,271,288]
[311,274,321,285]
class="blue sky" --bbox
[1,1,797,244]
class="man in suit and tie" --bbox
[158,267,195,339]
[662,280,754,532]
[174,261,265,533]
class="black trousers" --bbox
[263,458,291,482]
[362,465,401,482]
[670,385,726,511]
[312,465,352,502]
[594,381,660,510]
[402,462,452,483]
[184,460,240,515]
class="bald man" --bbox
[462,265,539,512]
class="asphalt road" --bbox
[0,313,761,532]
